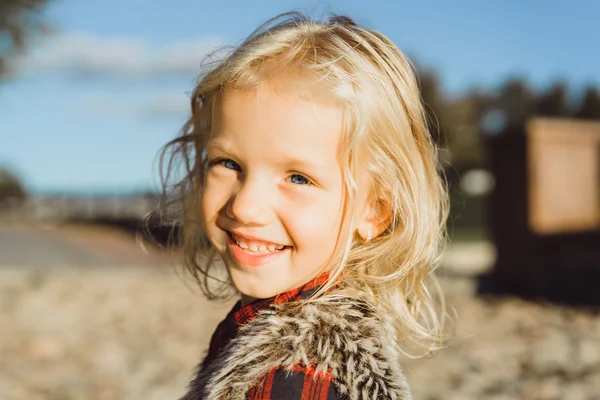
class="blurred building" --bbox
[485,117,600,304]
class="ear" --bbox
[356,196,392,243]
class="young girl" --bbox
[160,11,449,400]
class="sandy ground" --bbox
[1,223,599,400]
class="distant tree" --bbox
[0,168,27,207]
[0,0,52,77]
[574,87,600,120]
[444,89,492,171]
[417,68,447,145]
[536,82,570,117]
[494,78,536,131]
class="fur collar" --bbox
[181,296,412,400]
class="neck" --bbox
[240,294,258,307]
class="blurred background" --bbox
[1,1,599,399]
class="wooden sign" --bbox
[527,118,600,234]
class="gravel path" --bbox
[0,225,109,268]
[1,223,599,399]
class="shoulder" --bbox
[191,296,412,400]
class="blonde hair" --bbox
[158,12,450,357]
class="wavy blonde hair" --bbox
[158,12,450,357]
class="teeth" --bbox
[231,233,287,253]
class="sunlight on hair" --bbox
[157,11,451,358]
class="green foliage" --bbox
[575,87,600,120]
[493,78,537,131]
[418,69,447,145]
[536,82,570,117]
[0,168,27,207]
[0,0,51,77]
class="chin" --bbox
[223,252,328,301]
[230,275,284,300]
[226,266,292,300]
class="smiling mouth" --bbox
[226,231,290,254]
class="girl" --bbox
[159,11,449,400]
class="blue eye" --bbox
[220,159,241,171]
[289,174,311,185]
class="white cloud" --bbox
[80,91,191,118]
[12,32,224,80]
[141,92,191,117]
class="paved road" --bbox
[0,224,169,268]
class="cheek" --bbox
[201,178,230,222]
[287,192,346,250]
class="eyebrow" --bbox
[206,139,234,153]
[276,154,330,173]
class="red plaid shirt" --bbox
[202,274,344,400]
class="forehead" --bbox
[209,85,344,164]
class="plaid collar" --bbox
[232,272,331,327]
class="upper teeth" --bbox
[232,233,285,252]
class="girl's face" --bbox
[201,85,350,302]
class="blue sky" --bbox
[1,0,598,194]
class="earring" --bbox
[366,229,372,243]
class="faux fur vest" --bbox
[181,296,412,400]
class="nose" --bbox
[225,177,273,226]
